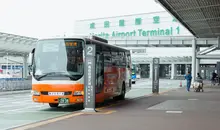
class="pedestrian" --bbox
[211,71,217,85]
[196,72,203,86]
[185,71,192,92]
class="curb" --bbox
[0,90,31,96]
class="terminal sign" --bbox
[84,44,96,111]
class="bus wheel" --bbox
[49,103,59,108]
[118,83,126,100]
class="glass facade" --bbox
[140,64,150,78]
[176,64,186,75]
[135,63,217,80]
[200,64,216,80]
[159,64,171,78]
[186,64,192,73]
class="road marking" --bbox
[0,102,41,109]
[188,99,198,100]
[0,102,33,108]
[81,110,116,115]
[1,105,44,113]
[0,99,31,104]
[129,89,141,92]
[166,111,183,114]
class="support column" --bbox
[192,39,196,82]
[23,55,28,79]
[171,63,176,79]
[185,64,188,74]
[196,47,200,75]
[217,36,220,48]
[150,63,153,79]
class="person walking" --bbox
[211,71,217,85]
[185,71,192,92]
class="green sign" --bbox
[104,21,110,28]
[90,26,180,39]
[90,23,95,29]
[173,18,177,22]
[153,16,160,24]
[89,16,177,29]
[119,19,125,27]
[135,18,142,25]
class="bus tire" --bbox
[118,82,126,100]
[49,103,59,108]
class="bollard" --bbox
[179,80,182,87]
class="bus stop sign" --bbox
[152,58,160,94]
[83,44,96,112]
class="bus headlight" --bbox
[73,91,83,96]
[31,90,40,96]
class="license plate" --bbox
[58,98,69,104]
[48,92,64,96]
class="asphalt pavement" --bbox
[0,79,180,130]
[23,86,220,130]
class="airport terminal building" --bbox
[74,11,220,80]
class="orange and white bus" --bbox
[28,36,132,108]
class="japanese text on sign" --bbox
[87,60,93,103]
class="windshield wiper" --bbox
[36,72,76,80]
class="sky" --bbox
[0,0,165,38]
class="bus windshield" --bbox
[33,39,84,81]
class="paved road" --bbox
[28,87,220,130]
[0,79,180,130]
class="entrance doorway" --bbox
[200,64,216,80]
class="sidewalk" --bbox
[13,86,220,130]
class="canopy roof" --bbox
[0,32,38,57]
[157,0,220,38]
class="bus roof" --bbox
[38,35,130,53]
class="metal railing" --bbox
[0,78,31,91]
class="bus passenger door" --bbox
[96,53,104,94]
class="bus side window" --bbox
[111,50,118,66]
[103,47,111,66]
[126,53,131,68]
[96,52,104,93]
[119,51,125,67]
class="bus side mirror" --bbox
[27,48,35,75]
[28,48,35,65]
[28,52,33,65]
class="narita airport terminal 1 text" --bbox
[90,26,180,38]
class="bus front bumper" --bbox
[32,95,84,104]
